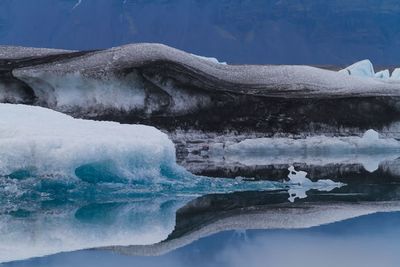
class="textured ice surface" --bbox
[0,45,72,59]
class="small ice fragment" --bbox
[288,166,311,185]
[287,166,344,202]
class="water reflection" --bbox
[1,164,400,263]
[5,211,400,267]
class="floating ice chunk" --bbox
[0,103,176,180]
[287,166,344,202]
[339,59,375,77]
[191,53,227,65]
[391,68,400,80]
[374,69,390,79]
[288,166,310,184]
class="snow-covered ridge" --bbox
[0,45,73,59]
[9,43,400,98]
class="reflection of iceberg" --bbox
[210,129,400,173]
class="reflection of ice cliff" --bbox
[211,129,400,173]
[108,187,400,257]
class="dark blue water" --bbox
[5,211,400,267]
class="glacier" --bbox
[1,44,400,139]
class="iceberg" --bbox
[339,60,396,81]
[374,69,390,79]
[339,59,375,77]
[391,68,400,80]
[0,103,279,192]
[0,103,176,181]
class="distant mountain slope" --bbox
[0,0,399,64]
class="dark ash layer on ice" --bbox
[1,43,400,136]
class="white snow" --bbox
[0,104,176,179]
